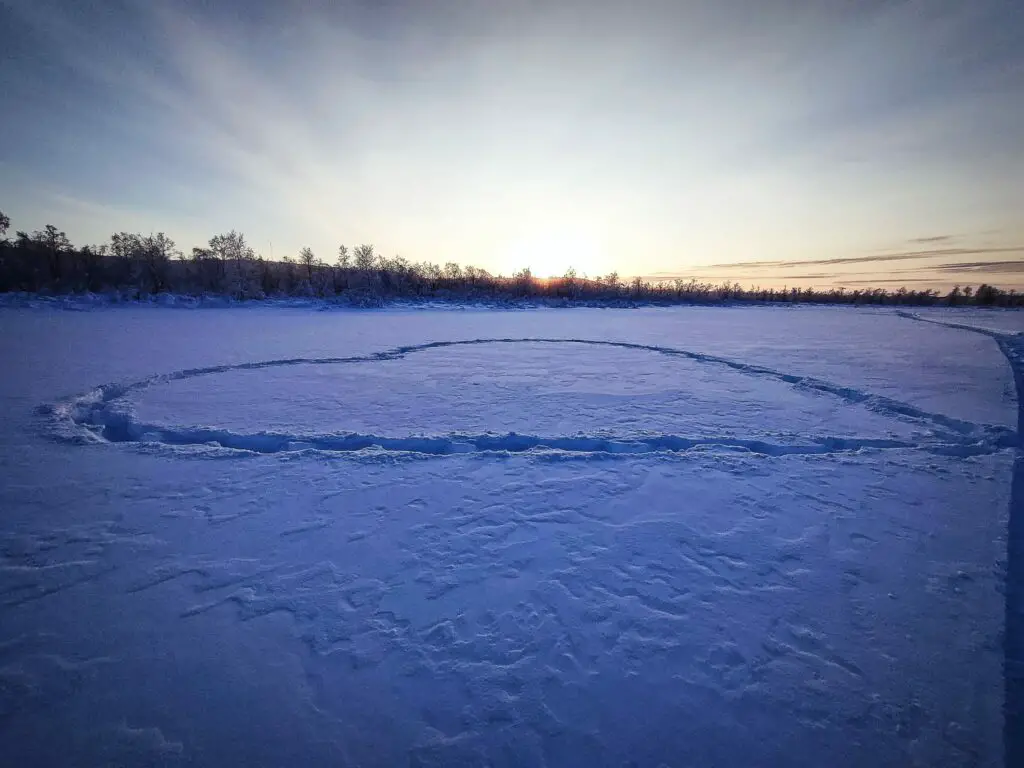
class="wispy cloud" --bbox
[908,235,955,244]
[649,246,1024,289]
[647,272,837,282]
[840,277,955,285]
[1,0,1022,280]
[698,247,1024,271]
[935,260,1024,273]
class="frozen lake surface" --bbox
[0,304,1020,766]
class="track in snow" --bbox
[897,311,1024,765]
[40,337,1015,459]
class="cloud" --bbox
[698,246,1024,271]
[908,235,955,244]
[839,277,953,285]
[646,250,1024,290]
[935,260,1024,273]
[3,0,1023,276]
[646,272,838,283]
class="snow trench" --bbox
[41,337,1015,459]
[897,311,1024,766]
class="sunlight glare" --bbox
[494,227,604,279]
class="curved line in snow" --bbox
[40,337,1014,457]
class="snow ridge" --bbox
[41,337,1014,458]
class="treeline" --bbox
[0,212,1019,307]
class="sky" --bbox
[0,0,1022,287]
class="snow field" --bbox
[0,304,1018,766]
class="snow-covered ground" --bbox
[0,304,1018,766]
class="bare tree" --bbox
[106,232,178,293]
[298,246,316,281]
[29,224,73,285]
[140,233,179,293]
[333,245,350,292]
[209,230,254,262]
[0,210,1019,306]
[208,230,256,297]
[465,265,488,285]
[513,266,533,296]
[354,243,376,272]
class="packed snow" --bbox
[0,304,1019,767]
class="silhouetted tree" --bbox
[139,233,179,294]
[188,246,221,293]
[208,230,257,297]
[976,284,998,306]
[298,247,316,281]
[208,230,254,262]
[513,267,533,296]
[32,225,73,285]
[280,255,298,293]
[354,244,375,272]
[0,211,1018,306]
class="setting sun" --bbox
[494,227,607,279]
